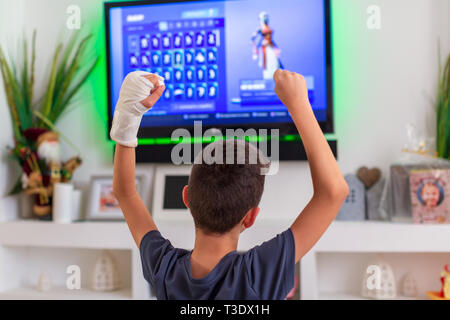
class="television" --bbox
[105,0,335,162]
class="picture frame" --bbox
[152,165,192,221]
[86,175,145,221]
[409,169,450,224]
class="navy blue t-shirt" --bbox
[139,229,295,300]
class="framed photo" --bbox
[409,169,450,224]
[152,165,192,221]
[87,175,144,220]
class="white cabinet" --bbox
[0,221,149,300]
[300,221,450,300]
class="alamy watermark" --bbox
[169,121,280,175]
[66,265,81,290]
[365,265,382,290]
[367,5,382,30]
[66,5,81,30]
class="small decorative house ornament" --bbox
[91,251,122,292]
[336,174,365,221]
[361,260,397,299]
[401,272,418,298]
[37,272,52,292]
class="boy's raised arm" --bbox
[112,72,165,248]
[273,70,349,263]
[113,144,157,247]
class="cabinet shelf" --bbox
[314,221,450,252]
[0,286,132,300]
[318,292,419,300]
[0,220,133,249]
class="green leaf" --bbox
[53,32,79,101]
[41,43,62,124]
[0,49,22,140]
[55,56,99,121]
[29,30,36,116]
[437,51,450,160]
[50,35,92,122]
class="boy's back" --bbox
[140,229,294,300]
[111,70,348,300]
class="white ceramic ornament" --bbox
[401,273,418,298]
[37,272,52,292]
[361,260,397,299]
[91,250,122,292]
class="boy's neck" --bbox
[190,228,240,279]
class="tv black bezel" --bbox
[104,0,334,140]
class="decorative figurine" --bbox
[426,264,450,300]
[19,128,81,219]
[356,166,385,220]
[361,259,397,299]
[400,272,418,298]
[37,272,52,292]
[91,251,122,292]
[441,265,450,298]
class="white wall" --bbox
[0,0,449,221]
[0,0,24,220]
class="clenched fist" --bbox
[273,69,310,114]
[110,71,165,148]
[140,74,166,109]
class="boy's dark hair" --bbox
[187,140,270,234]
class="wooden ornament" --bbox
[357,167,381,189]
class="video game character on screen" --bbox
[251,11,284,80]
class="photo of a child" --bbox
[417,180,444,208]
[410,170,450,224]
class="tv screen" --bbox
[105,0,333,158]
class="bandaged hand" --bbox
[110,71,165,147]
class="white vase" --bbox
[52,183,74,224]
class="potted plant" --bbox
[437,52,450,160]
[0,31,98,219]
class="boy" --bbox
[111,70,348,300]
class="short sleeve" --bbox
[244,229,296,300]
[139,230,174,287]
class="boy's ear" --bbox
[241,207,260,231]
[182,185,189,209]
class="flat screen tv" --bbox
[105,0,334,162]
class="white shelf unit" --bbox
[1,219,448,300]
[0,220,149,300]
[0,287,132,300]
[0,220,133,249]
[300,221,450,300]
[0,219,293,300]
[0,219,295,300]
